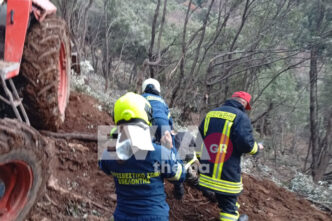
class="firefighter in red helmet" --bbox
[197,91,264,221]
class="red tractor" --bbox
[0,0,71,220]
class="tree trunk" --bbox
[170,0,192,107]
[103,0,112,91]
[309,47,320,182]
[314,109,332,182]
[148,0,161,78]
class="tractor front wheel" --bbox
[0,119,50,221]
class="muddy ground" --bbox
[28,92,332,221]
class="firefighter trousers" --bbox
[216,194,240,221]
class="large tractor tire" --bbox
[18,16,71,131]
[0,119,50,221]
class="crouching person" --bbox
[99,92,186,221]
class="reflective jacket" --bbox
[99,143,185,218]
[197,99,258,196]
[142,93,173,128]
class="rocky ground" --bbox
[27,92,332,221]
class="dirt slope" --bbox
[28,92,332,221]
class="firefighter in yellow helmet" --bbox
[99,92,186,221]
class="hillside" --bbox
[27,92,332,221]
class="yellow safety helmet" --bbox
[114,92,152,126]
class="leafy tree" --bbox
[296,0,332,182]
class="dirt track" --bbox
[28,92,332,221]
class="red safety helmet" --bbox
[232,91,252,110]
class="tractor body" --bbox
[0,1,72,220]
[0,0,56,79]
[0,0,71,128]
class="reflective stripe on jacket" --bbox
[99,143,185,217]
[142,93,173,128]
[197,99,258,195]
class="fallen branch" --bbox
[41,131,99,141]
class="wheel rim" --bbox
[58,42,68,116]
[0,161,33,221]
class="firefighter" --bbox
[197,91,264,221]
[141,78,184,200]
[141,78,173,143]
[99,92,186,221]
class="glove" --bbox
[173,183,184,200]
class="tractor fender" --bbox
[31,0,56,22]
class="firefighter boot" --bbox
[238,214,249,221]
[173,183,184,200]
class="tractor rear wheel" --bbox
[18,16,71,131]
[0,119,50,221]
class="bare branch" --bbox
[170,0,193,107]
[41,131,98,142]
[181,0,216,101]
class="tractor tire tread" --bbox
[0,118,51,221]
[17,16,71,131]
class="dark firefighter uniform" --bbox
[99,142,185,220]
[142,91,186,200]
[99,92,186,221]
[142,92,173,143]
[197,99,259,221]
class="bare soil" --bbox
[59,91,113,133]
[27,92,332,221]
